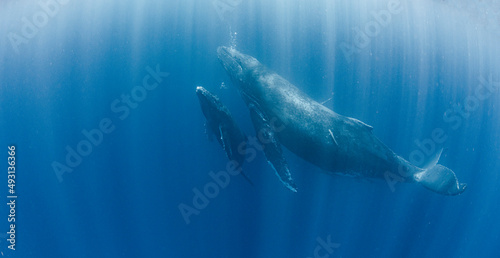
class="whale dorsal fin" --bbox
[347,117,373,131]
[248,104,298,192]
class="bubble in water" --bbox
[229,26,237,49]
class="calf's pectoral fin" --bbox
[249,104,298,192]
[219,124,234,159]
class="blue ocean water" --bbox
[1,0,499,257]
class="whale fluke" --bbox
[421,148,443,170]
[414,165,467,195]
[411,148,466,195]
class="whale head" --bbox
[217,46,261,79]
[217,46,266,100]
[196,86,218,112]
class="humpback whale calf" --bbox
[196,86,253,184]
[216,46,466,195]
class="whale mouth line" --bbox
[217,46,243,75]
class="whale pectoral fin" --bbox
[204,122,215,142]
[219,125,233,159]
[249,104,298,192]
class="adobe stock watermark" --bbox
[212,0,242,21]
[51,65,169,183]
[307,235,340,258]
[339,0,403,63]
[384,74,500,191]
[178,113,287,225]
[7,0,71,54]
[439,0,500,33]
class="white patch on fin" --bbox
[329,129,338,146]
[219,125,233,158]
[219,125,225,150]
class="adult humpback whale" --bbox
[217,46,467,196]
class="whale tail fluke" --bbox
[414,164,467,195]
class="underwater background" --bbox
[1,0,499,257]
